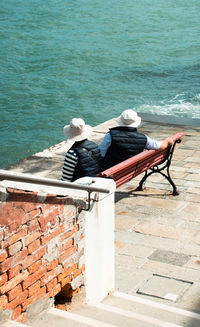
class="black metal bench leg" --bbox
[136,171,152,191]
[161,167,179,196]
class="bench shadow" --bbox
[115,188,172,203]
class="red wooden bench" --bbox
[97,132,184,195]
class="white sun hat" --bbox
[63,118,93,143]
[118,109,141,128]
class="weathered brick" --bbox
[60,225,79,242]
[0,272,7,287]
[8,241,22,256]
[41,265,62,285]
[25,231,40,247]
[0,229,3,241]
[59,246,77,263]
[23,246,46,269]
[47,259,58,271]
[11,305,21,321]
[1,229,27,249]
[0,248,28,274]
[45,283,61,299]
[41,225,64,245]
[27,260,41,275]
[28,280,41,297]
[28,217,40,233]
[23,266,47,289]
[5,289,28,310]
[0,249,8,262]
[15,312,27,323]
[28,239,40,254]
[63,239,73,252]
[0,295,8,309]
[23,208,41,224]
[38,209,59,232]
[57,264,77,283]
[0,271,28,295]
[60,275,72,288]
[8,283,22,302]
[46,277,57,292]
[8,264,22,279]
[73,268,82,279]
[22,286,46,311]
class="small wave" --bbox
[137,95,200,119]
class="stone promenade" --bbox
[3,113,200,316]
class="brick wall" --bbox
[0,187,85,323]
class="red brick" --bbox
[25,231,40,246]
[8,264,22,279]
[81,264,85,273]
[0,229,3,241]
[60,275,72,288]
[0,272,7,287]
[23,246,46,269]
[0,248,28,274]
[57,264,77,283]
[62,238,73,252]
[60,225,79,242]
[5,289,28,310]
[23,266,47,289]
[1,228,27,249]
[47,259,58,271]
[59,246,77,263]
[11,306,21,321]
[28,280,41,297]
[22,286,46,311]
[0,249,8,262]
[24,208,41,224]
[62,257,76,271]
[28,239,40,254]
[8,241,22,256]
[41,225,64,245]
[27,260,41,275]
[38,210,59,232]
[45,283,61,299]
[0,295,8,309]
[41,265,62,285]
[15,312,27,323]
[73,268,82,279]
[28,217,40,233]
[0,271,28,295]
[46,277,57,292]
[8,283,22,302]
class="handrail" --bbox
[0,170,110,194]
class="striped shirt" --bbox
[61,149,78,182]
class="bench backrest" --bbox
[98,132,184,188]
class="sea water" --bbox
[1,0,200,168]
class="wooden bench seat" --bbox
[97,132,184,195]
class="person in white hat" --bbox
[61,118,101,182]
[99,109,174,171]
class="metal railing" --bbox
[0,170,110,210]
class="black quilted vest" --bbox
[72,139,101,181]
[100,126,147,170]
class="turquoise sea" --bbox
[1,0,200,168]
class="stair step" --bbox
[30,291,200,327]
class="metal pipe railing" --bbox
[0,170,110,194]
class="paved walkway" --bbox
[3,113,200,317]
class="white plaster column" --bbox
[76,177,116,304]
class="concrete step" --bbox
[31,291,200,327]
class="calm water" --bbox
[1,0,200,168]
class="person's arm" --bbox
[61,149,78,182]
[158,137,174,150]
[145,135,174,151]
[99,133,112,157]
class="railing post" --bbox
[76,177,116,304]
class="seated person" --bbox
[99,109,174,171]
[61,118,101,182]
